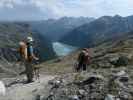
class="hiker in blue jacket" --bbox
[25,36,38,83]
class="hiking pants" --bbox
[24,61,34,82]
[82,64,87,71]
[78,62,87,71]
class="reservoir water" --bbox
[52,42,78,56]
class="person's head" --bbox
[27,36,34,43]
[83,48,88,51]
[86,48,90,52]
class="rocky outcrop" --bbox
[38,70,133,100]
[0,48,18,62]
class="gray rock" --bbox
[105,94,115,100]
[35,94,41,100]
[97,61,113,68]
[68,95,79,100]
[113,70,129,83]
[78,89,85,95]
[116,70,126,77]
[107,55,129,66]
[48,78,62,89]
[119,75,129,82]
[115,56,129,66]
[81,74,105,85]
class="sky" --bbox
[0,0,133,21]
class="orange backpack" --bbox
[18,41,27,60]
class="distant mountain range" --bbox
[1,15,133,77]
[1,15,133,63]
[60,15,133,47]
[0,17,94,63]
[29,17,94,42]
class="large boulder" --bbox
[108,55,129,67]
[0,81,6,96]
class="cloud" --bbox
[0,0,133,20]
[58,0,133,18]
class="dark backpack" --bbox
[27,43,34,61]
[78,51,85,63]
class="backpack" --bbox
[27,43,34,62]
[78,50,91,64]
[18,41,27,60]
[78,51,85,63]
[83,52,91,64]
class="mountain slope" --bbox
[0,22,57,77]
[60,15,133,47]
[32,30,56,61]
[40,31,133,74]
[30,17,94,42]
[0,22,56,61]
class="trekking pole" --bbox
[74,61,77,72]
[33,59,40,82]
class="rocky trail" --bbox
[0,74,56,100]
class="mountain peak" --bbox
[99,15,123,21]
[114,14,122,18]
